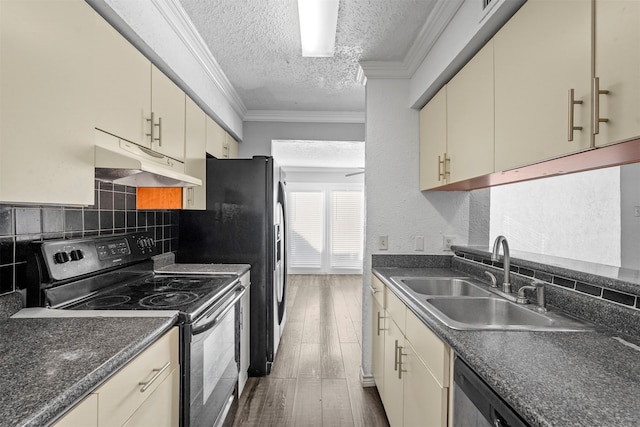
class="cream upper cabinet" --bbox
[494,0,592,171]
[594,0,640,147]
[94,14,151,151]
[226,133,239,159]
[150,65,186,160]
[446,41,495,183]
[0,0,95,205]
[94,17,185,161]
[419,87,448,190]
[206,116,227,158]
[183,97,207,210]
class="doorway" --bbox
[272,140,364,275]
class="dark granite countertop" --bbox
[0,315,177,427]
[373,267,640,427]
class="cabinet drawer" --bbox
[385,286,406,333]
[370,275,386,307]
[406,309,450,388]
[96,327,179,427]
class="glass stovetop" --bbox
[65,275,237,315]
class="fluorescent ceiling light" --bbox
[297,0,339,57]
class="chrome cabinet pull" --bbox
[376,311,387,336]
[397,345,407,379]
[146,112,162,146]
[567,88,583,141]
[156,116,163,146]
[444,154,451,179]
[187,187,194,207]
[437,155,445,181]
[593,77,609,135]
[139,361,170,392]
[146,112,155,143]
[369,285,379,295]
[393,340,399,371]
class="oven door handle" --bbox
[192,285,246,335]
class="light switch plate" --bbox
[415,236,424,251]
[379,235,388,250]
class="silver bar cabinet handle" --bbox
[139,361,170,392]
[593,77,609,135]
[156,116,162,146]
[568,88,583,141]
[437,155,444,181]
[376,311,387,336]
[397,346,407,379]
[146,112,155,143]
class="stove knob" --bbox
[70,249,84,261]
[54,251,70,264]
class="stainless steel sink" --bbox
[422,297,592,331]
[392,277,492,297]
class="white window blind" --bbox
[288,191,324,269]
[330,190,364,269]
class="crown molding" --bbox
[360,0,464,79]
[150,0,247,117]
[244,110,366,124]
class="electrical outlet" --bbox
[443,235,455,251]
[379,235,388,250]
[635,206,640,217]
[415,236,424,251]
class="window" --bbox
[287,184,363,274]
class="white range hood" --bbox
[94,130,201,188]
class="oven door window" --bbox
[190,304,237,427]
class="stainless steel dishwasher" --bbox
[453,357,530,427]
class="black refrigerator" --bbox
[177,156,288,376]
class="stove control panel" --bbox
[40,232,158,281]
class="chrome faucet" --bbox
[516,279,548,313]
[491,235,511,293]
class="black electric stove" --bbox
[23,232,245,427]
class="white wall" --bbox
[362,78,471,376]
[241,121,365,157]
[489,168,621,266]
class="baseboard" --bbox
[360,368,376,387]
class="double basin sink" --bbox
[390,277,592,331]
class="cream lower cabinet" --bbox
[0,0,95,205]
[371,275,451,427]
[183,97,207,210]
[494,0,592,171]
[594,0,640,147]
[53,328,179,427]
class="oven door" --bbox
[188,285,246,427]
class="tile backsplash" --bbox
[0,180,178,295]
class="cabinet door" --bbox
[382,317,404,427]
[151,65,186,160]
[494,0,592,171]
[447,41,494,183]
[402,341,448,427]
[405,309,450,388]
[419,87,448,190]
[122,368,179,427]
[53,394,98,427]
[226,133,239,158]
[206,116,227,158]
[594,0,640,146]
[93,13,151,149]
[183,97,207,210]
[371,296,386,395]
[0,0,95,205]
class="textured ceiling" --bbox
[178,0,437,112]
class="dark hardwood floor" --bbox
[226,275,389,427]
